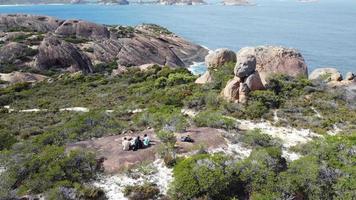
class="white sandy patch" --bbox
[94,160,172,200]
[229,117,321,148]
[59,107,90,112]
[282,150,301,161]
[210,140,252,159]
[19,108,48,112]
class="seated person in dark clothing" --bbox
[133,136,143,151]
[180,135,194,143]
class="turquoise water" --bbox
[0,0,355,74]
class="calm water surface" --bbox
[1,0,355,74]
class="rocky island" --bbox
[0,13,355,200]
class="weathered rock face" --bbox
[309,68,343,82]
[221,77,240,102]
[0,14,63,32]
[0,42,31,64]
[245,71,264,91]
[236,46,308,85]
[0,14,208,73]
[55,19,110,40]
[234,54,256,78]
[35,35,93,73]
[205,48,236,69]
[222,46,308,103]
[0,71,47,84]
[195,71,213,84]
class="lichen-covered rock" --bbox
[55,19,110,40]
[236,46,308,85]
[195,71,213,84]
[205,48,236,69]
[35,35,93,73]
[245,71,264,91]
[234,54,256,78]
[309,68,343,82]
[222,77,240,101]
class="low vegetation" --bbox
[0,62,355,199]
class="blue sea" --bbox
[0,0,355,75]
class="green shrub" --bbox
[194,110,237,130]
[169,154,235,200]
[240,129,280,148]
[244,101,268,119]
[167,72,195,86]
[0,131,17,151]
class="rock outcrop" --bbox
[205,48,236,69]
[35,35,93,72]
[0,14,208,74]
[222,46,308,103]
[195,71,213,84]
[0,71,47,84]
[0,42,32,64]
[0,14,63,32]
[309,68,343,82]
[236,46,308,85]
[55,19,110,40]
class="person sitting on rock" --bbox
[181,135,194,143]
[143,134,150,147]
[122,137,130,151]
[129,138,135,150]
[133,136,143,151]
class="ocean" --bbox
[0,0,355,75]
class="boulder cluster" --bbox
[309,67,355,85]
[197,46,308,103]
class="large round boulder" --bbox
[0,14,63,32]
[35,35,93,73]
[245,71,265,91]
[236,46,308,85]
[221,77,240,101]
[205,48,236,69]
[234,54,256,78]
[309,68,343,82]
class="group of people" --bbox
[122,134,150,151]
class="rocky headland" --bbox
[0,14,208,80]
